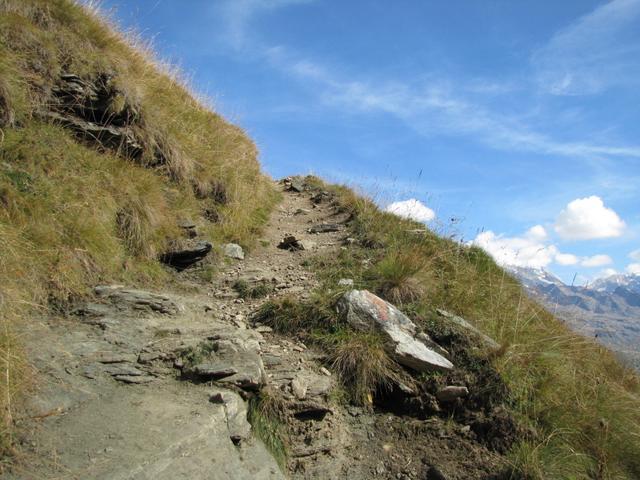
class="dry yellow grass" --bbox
[299,176,640,479]
[0,0,278,458]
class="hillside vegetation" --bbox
[0,0,277,455]
[1,1,640,479]
[257,177,640,479]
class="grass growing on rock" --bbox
[248,388,289,470]
[296,175,640,479]
[0,0,278,459]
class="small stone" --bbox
[255,326,273,333]
[436,386,469,403]
[309,223,341,234]
[113,375,154,384]
[291,377,307,400]
[223,243,245,260]
[319,367,331,376]
[426,466,448,480]
[338,278,354,287]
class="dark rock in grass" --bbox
[337,290,453,372]
[159,241,212,270]
[43,111,144,159]
[426,466,449,480]
[436,309,499,350]
[309,223,341,234]
[178,219,197,238]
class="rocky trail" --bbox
[12,180,508,480]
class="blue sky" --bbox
[96,0,640,284]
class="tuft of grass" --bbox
[232,279,273,300]
[321,330,405,405]
[367,249,428,306]
[253,296,406,406]
[248,388,288,470]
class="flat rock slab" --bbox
[309,223,341,234]
[94,285,180,314]
[15,386,283,480]
[337,290,453,372]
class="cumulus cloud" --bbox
[599,268,618,278]
[385,199,435,222]
[627,263,640,275]
[471,229,558,269]
[556,253,579,266]
[554,196,626,240]
[581,254,613,267]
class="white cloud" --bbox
[385,199,435,222]
[599,268,619,278]
[627,263,640,275]
[532,0,640,95]
[556,253,579,266]
[581,254,613,267]
[629,249,640,261]
[554,196,626,240]
[526,224,548,241]
[471,230,558,269]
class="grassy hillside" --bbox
[0,0,277,456]
[2,2,640,479]
[257,177,640,479]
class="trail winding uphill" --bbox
[13,180,508,480]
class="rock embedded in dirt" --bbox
[426,465,449,480]
[436,386,469,403]
[178,219,197,238]
[311,191,332,204]
[337,290,454,372]
[278,235,305,251]
[159,241,213,271]
[210,388,252,444]
[223,243,245,260]
[291,377,308,400]
[309,223,341,234]
[436,309,499,350]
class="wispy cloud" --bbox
[219,0,314,49]
[532,0,640,95]
[264,47,640,161]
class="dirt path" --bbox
[12,180,507,480]
[11,180,360,479]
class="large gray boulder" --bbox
[336,290,453,372]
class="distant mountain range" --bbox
[509,267,640,370]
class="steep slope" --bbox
[2,2,640,480]
[0,0,277,455]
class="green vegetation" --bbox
[261,176,640,479]
[232,279,274,300]
[0,0,277,457]
[248,388,289,470]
